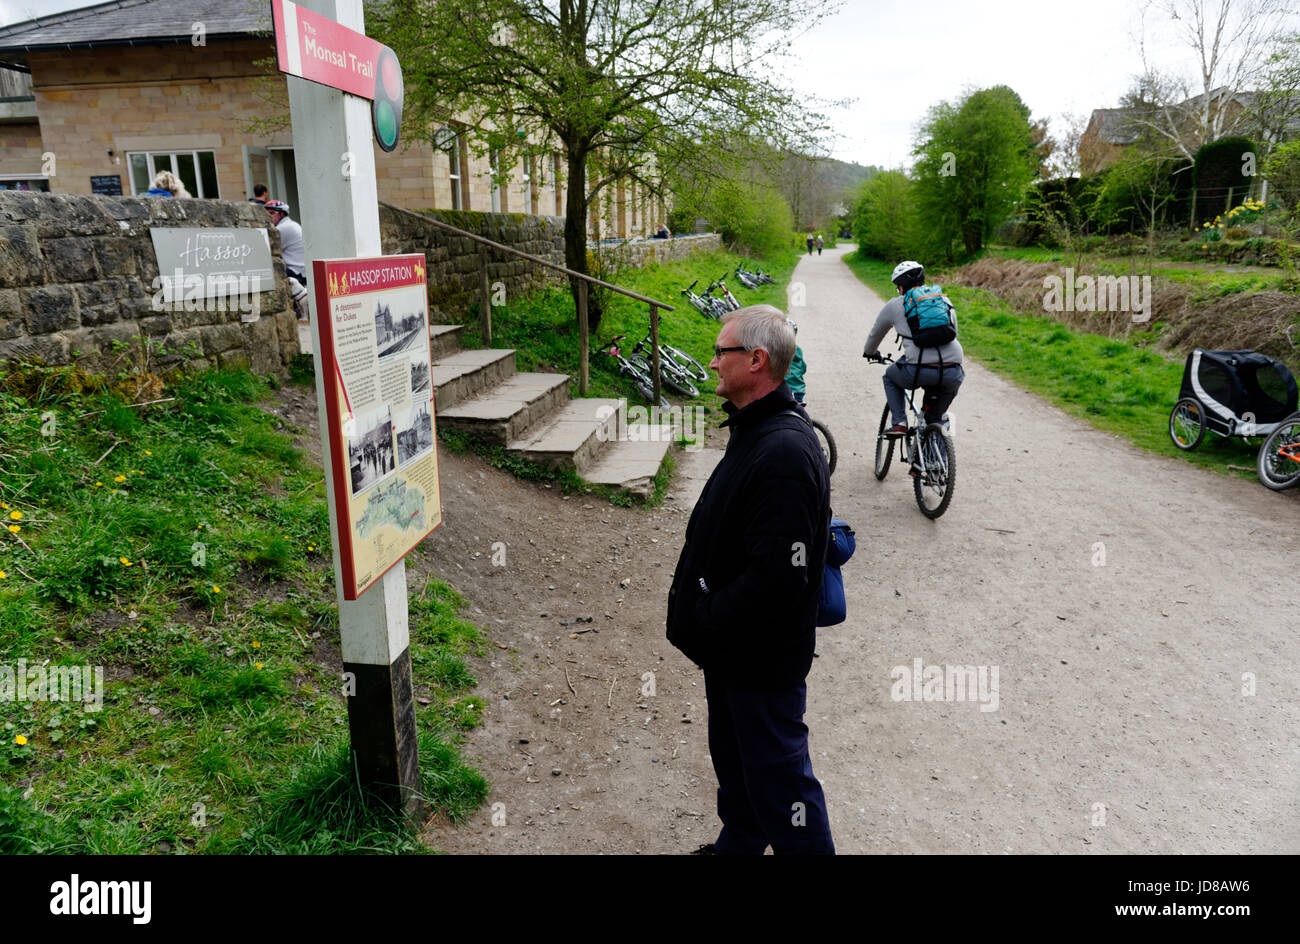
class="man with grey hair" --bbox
[667,304,834,855]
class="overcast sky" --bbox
[5,0,1298,169]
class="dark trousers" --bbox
[884,361,965,427]
[704,672,834,855]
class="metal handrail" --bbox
[380,201,676,398]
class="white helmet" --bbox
[891,260,924,286]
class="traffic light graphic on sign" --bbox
[373,46,403,152]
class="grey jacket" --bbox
[863,294,963,366]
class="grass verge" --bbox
[0,366,487,853]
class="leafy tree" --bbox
[852,171,921,261]
[1263,138,1300,211]
[912,85,1041,257]
[371,0,831,331]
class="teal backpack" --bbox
[902,285,957,349]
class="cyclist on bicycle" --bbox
[863,260,964,437]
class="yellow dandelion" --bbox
[7,524,19,534]
[0,502,7,509]
[120,557,133,566]
[8,511,21,520]
[252,641,261,649]
[145,450,153,456]
[114,475,126,483]
[308,545,316,552]
[212,585,221,594]
[255,662,264,670]
[14,735,26,746]
[94,481,103,487]
[141,626,148,633]
[0,571,7,579]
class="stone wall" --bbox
[0,191,298,376]
[623,233,721,267]
[379,206,569,321]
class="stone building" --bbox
[0,0,665,237]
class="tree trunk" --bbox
[564,146,601,334]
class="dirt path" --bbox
[279,243,1299,853]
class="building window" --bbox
[0,176,50,192]
[445,135,462,210]
[127,150,219,197]
[553,153,563,216]
[490,149,502,213]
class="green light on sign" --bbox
[373,47,403,152]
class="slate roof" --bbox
[0,0,270,58]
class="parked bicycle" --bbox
[599,336,670,408]
[682,279,726,320]
[710,275,742,311]
[630,334,700,398]
[735,265,775,288]
[867,353,955,519]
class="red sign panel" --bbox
[313,254,442,599]
[271,0,386,100]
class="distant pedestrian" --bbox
[805,233,814,255]
[146,170,191,198]
[815,234,823,255]
[250,183,269,205]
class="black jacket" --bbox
[666,384,831,689]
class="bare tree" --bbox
[1129,0,1298,161]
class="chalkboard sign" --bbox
[90,175,122,195]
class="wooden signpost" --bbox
[273,0,422,814]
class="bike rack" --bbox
[382,202,676,401]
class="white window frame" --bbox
[446,135,462,210]
[126,149,219,198]
[489,149,502,213]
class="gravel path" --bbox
[411,243,1298,854]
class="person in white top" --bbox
[264,200,305,284]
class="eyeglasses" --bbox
[713,345,749,358]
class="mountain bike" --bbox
[711,275,742,311]
[599,336,671,408]
[682,280,723,320]
[652,336,709,384]
[1256,410,1300,491]
[630,335,699,398]
[867,354,955,519]
[734,266,760,289]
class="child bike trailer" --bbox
[1168,349,1298,450]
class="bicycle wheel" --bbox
[810,418,837,477]
[913,426,955,519]
[663,345,709,383]
[1256,412,1300,491]
[660,363,699,398]
[874,404,894,481]
[1169,397,1206,450]
[623,364,670,409]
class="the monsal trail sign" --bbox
[272,0,404,151]
[273,0,428,815]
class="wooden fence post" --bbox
[649,303,661,405]
[577,280,589,396]
[479,243,492,344]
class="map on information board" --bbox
[312,253,441,599]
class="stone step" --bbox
[580,424,675,498]
[428,323,465,360]
[432,348,516,412]
[437,372,570,445]
[507,398,623,474]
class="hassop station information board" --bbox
[312,253,441,598]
